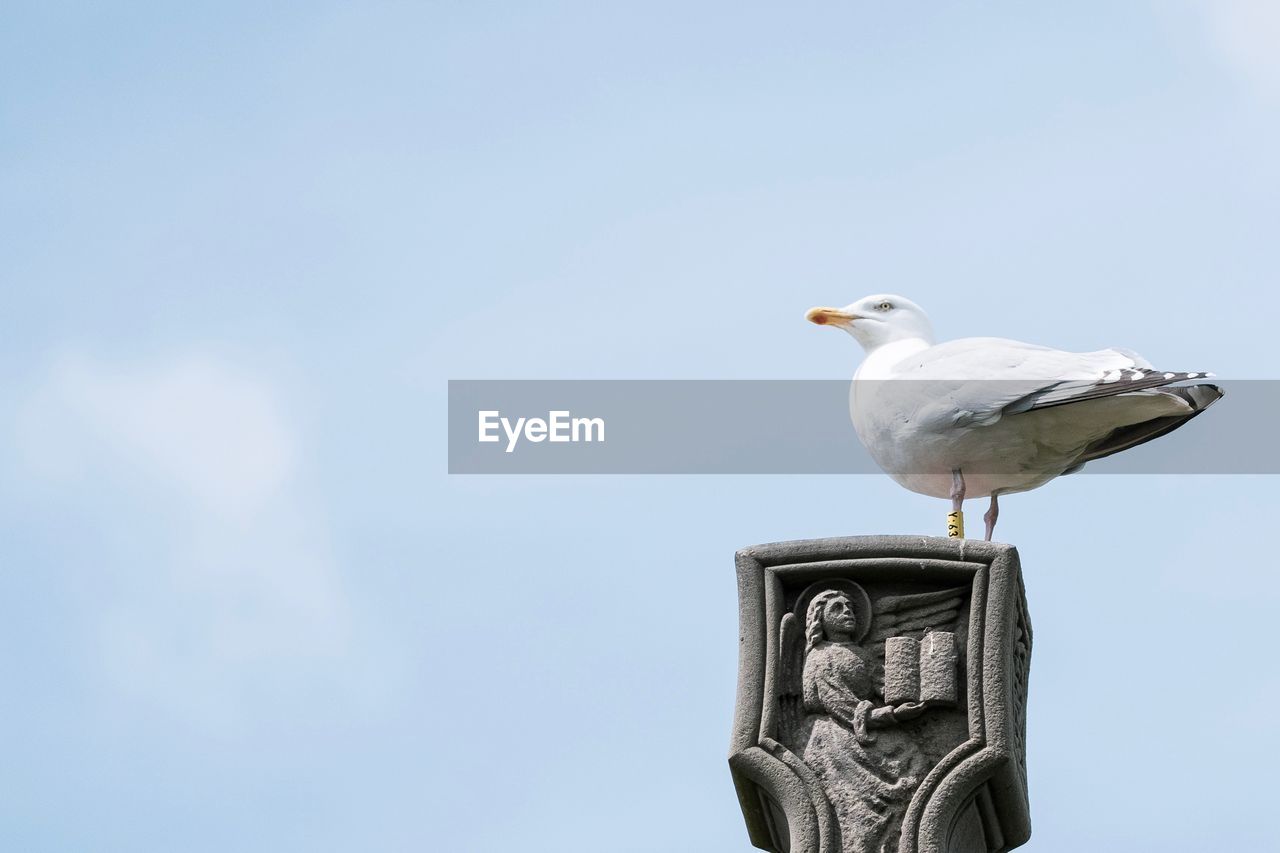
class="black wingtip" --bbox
[1183,382,1224,411]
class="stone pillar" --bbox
[728,536,1031,853]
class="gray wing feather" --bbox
[1004,370,1214,414]
[888,337,1213,427]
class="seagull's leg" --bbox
[947,469,966,538]
[983,493,999,542]
[950,468,966,510]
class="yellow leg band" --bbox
[947,511,964,539]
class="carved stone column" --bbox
[729,536,1031,853]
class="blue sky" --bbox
[2,2,1278,850]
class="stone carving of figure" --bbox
[801,590,933,853]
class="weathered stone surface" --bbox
[729,536,1032,853]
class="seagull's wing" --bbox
[1065,383,1223,467]
[889,337,1211,428]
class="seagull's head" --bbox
[805,294,935,351]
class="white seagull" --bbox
[806,294,1223,540]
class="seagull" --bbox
[806,294,1223,541]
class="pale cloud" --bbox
[1201,0,1280,94]
[16,352,388,730]
[19,354,296,517]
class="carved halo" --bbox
[792,579,872,645]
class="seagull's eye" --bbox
[876,301,893,312]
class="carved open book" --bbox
[883,631,959,707]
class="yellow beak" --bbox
[806,306,859,328]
